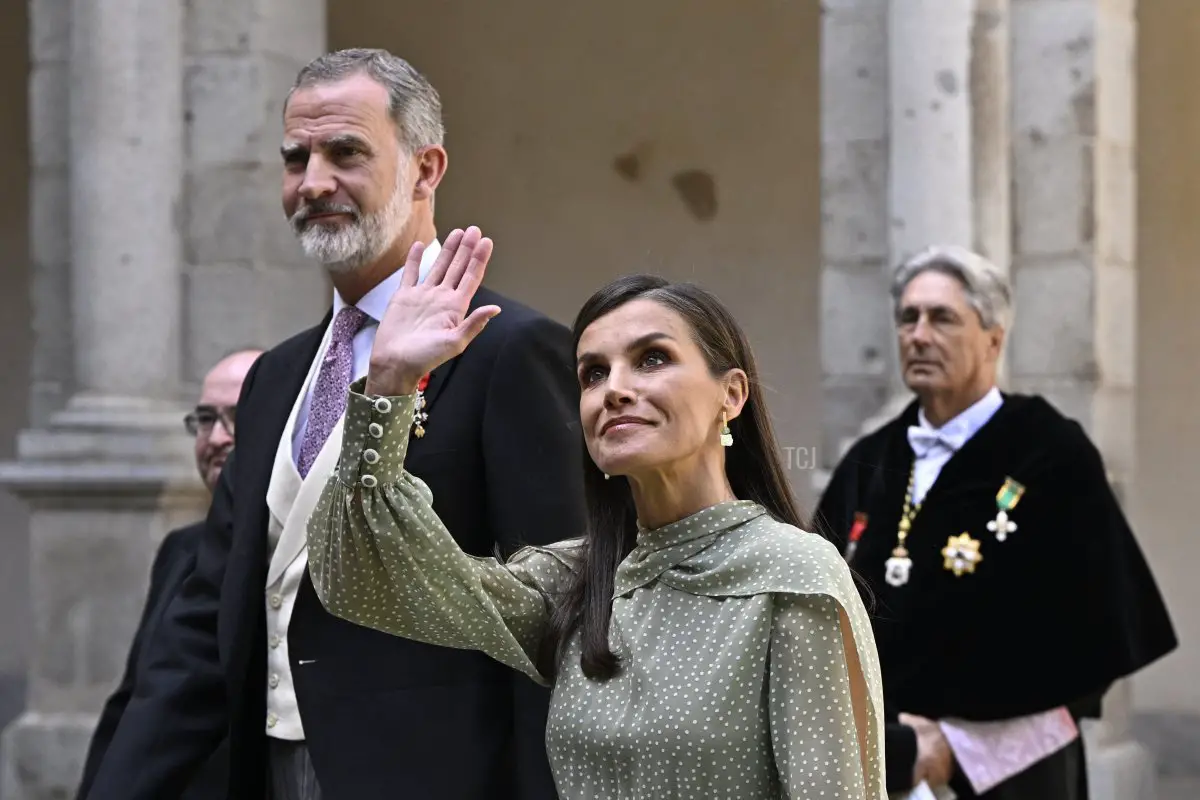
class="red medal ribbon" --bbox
[848,512,868,543]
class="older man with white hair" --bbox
[815,246,1177,799]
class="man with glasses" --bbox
[76,349,262,800]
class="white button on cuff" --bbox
[363,449,380,464]
[361,474,378,489]
[373,397,392,414]
[267,714,278,728]
[368,423,384,438]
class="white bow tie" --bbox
[907,426,968,457]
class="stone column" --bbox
[887,0,1012,385]
[66,0,183,409]
[888,0,976,267]
[970,0,1012,295]
[0,0,203,797]
[27,0,73,426]
[818,0,891,466]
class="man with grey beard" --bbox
[84,49,584,800]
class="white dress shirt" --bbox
[265,241,441,740]
[907,386,1003,505]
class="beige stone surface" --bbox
[182,0,328,389]
[820,265,892,377]
[887,0,976,264]
[820,2,888,145]
[68,0,184,401]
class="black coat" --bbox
[84,286,586,800]
[814,393,1177,796]
[75,523,229,800]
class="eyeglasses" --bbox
[184,405,237,437]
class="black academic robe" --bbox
[814,393,1177,799]
[83,286,585,800]
[75,523,228,800]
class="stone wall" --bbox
[182,0,328,390]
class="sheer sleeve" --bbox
[768,591,887,799]
[307,380,580,687]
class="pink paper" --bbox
[938,707,1079,795]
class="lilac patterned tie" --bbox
[297,306,370,478]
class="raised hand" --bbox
[366,227,500,396]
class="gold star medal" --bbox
[987,477,1025,542]
[942,532,983,576]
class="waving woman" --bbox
[306,227,887,799]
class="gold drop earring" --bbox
[719,412,733,447]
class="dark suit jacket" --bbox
[84,286,586,800]
[75,523,229,800]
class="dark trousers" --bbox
[267,739,324,800]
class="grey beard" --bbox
[297,208,395,274]
[292,184,411,274]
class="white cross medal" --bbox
[987,477,1025,542]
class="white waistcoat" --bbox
[261,323,345,740]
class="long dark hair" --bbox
[539,275,806,682]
